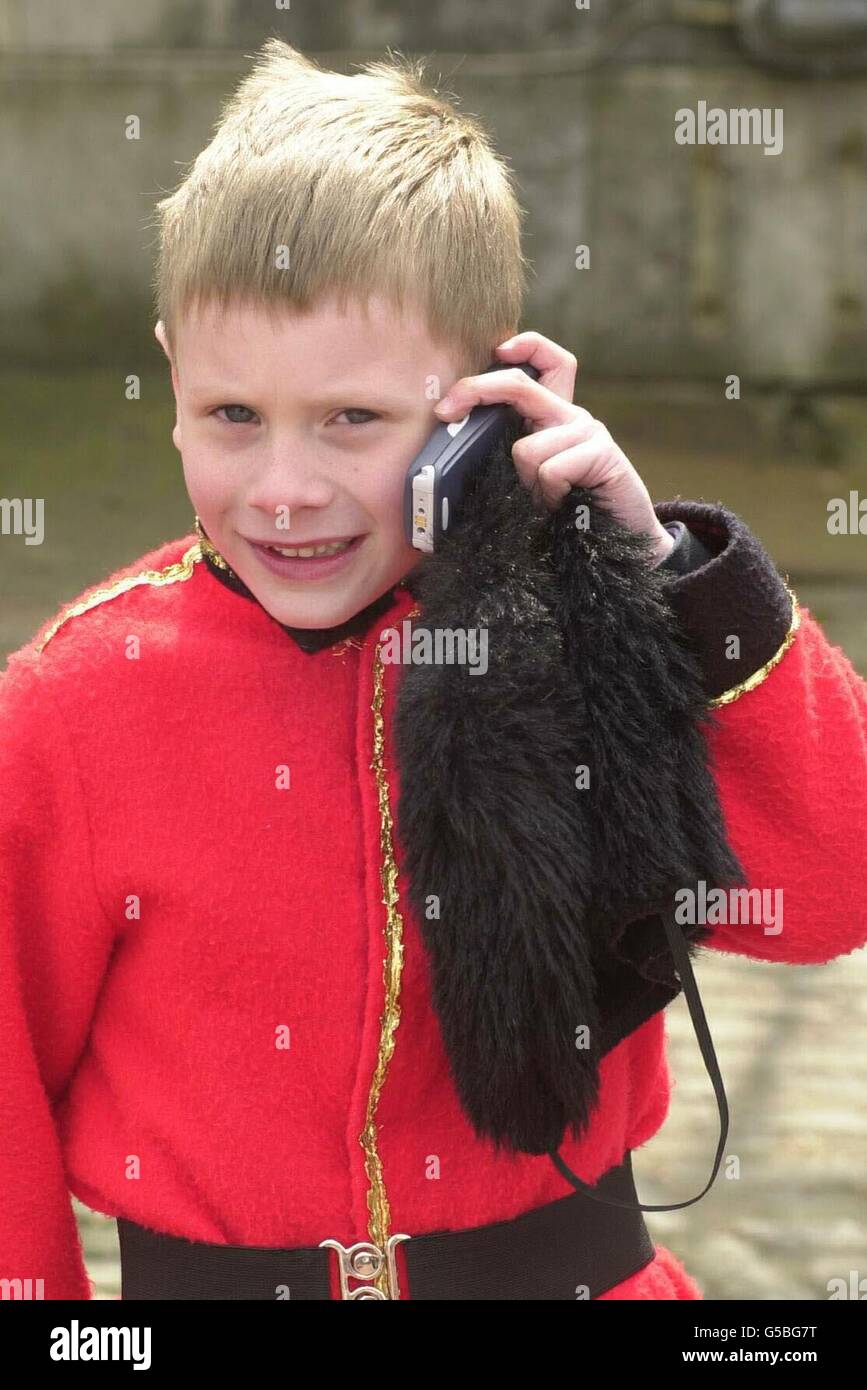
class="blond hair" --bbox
[151,38,529,374]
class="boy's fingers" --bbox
[435,369,584,430]
[535,441,618,504]
[511,418,603,473]
[494,332,579,404]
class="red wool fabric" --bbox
[1,533,865,1300]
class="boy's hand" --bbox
[434,331,675,567]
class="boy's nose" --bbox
[244,449,337,517]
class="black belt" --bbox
[117,1151,654,1300]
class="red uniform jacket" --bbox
[1,504,865,1300]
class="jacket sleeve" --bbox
[0,652,117,1299]
[655,498,867,965]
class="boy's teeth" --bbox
[267,539,353,558]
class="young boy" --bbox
[2,38,865,1303]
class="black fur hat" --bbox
[393,414,745,1157]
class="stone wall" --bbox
[0,1,865,377]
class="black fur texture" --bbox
[394,414,746,1157]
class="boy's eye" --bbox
[215,405,257,425]
[334,409,378,426]
[211,406,378,425]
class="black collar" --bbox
[194,520,418,653]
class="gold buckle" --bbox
[319,1235,411,1300]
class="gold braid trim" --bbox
[360,607,419,1294]
[708,580,801,708]
[194,515,235,575]
[35,541,204,654]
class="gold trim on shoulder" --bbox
[36,541,204,654]
[708,580,801,708]
[359,605,420,1296]
[194,515,235,575]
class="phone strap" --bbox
[548,903,729,1211]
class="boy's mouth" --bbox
[245,534,365,580]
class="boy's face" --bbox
[156,294,474,629]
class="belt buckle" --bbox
[320,1234,411,1300]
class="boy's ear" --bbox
[154,320,182,451]
[154,319,174,375]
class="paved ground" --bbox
[2,371,864,1301]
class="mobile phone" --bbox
[404,361,540,552]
